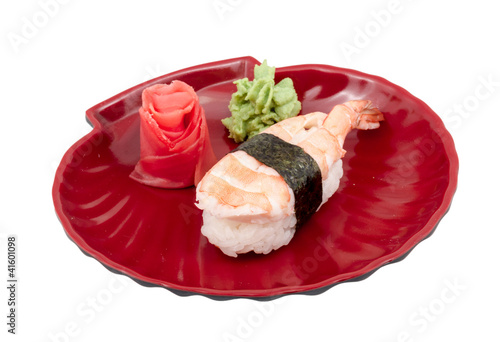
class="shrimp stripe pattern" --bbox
[232,133,322,227]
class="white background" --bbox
[1,0,499,341]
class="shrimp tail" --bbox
[344,100,385,130]
[321,100,384,147]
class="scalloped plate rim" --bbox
[52,56,459,299]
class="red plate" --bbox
[52,56,458,299]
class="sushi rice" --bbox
[197,154,343,257]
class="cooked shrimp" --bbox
[196,150,294,223]
[196,99,384,256]
[265,100,384,179]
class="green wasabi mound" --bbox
[222,60,302,143]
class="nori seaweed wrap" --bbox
[232,133,323,227]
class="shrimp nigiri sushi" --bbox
[195,100,384,257]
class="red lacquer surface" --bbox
[52,56,458,299]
